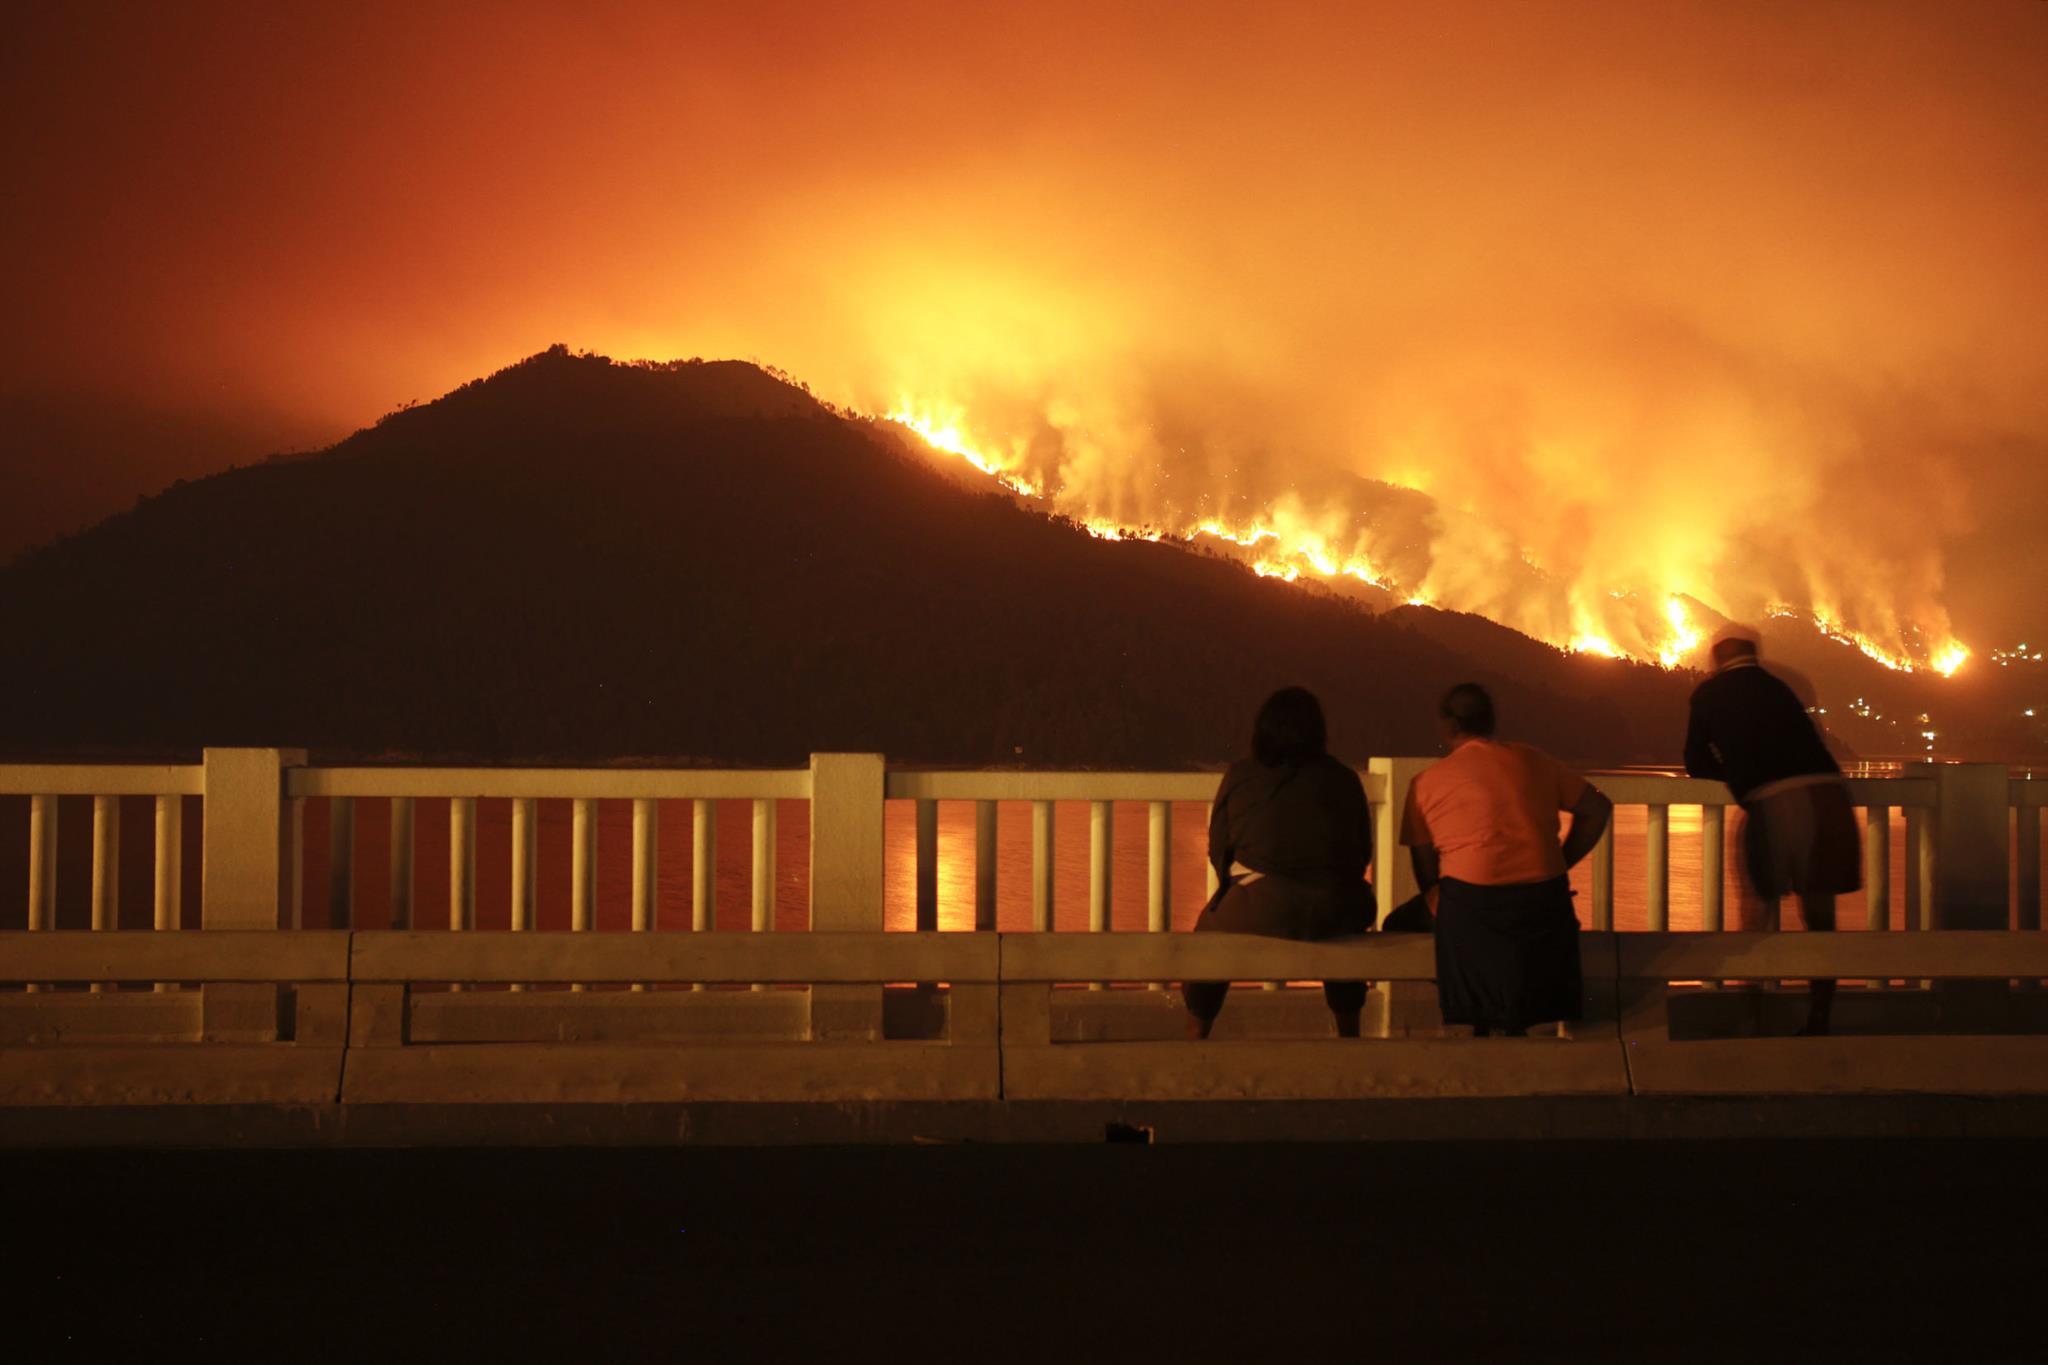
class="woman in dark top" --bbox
[1183,687,1376,1039]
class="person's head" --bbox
[1710,630,1760,671]
[1438,682,1496,742]
[1252,686,1327,767]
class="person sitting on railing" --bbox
[1183,686,1376,1041]
[1402,683,1612,1038]
[1684,631,1859,1036]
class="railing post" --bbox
[199,748,301,1033]
[2020,803,2043,993]
[201,748,305,930]
[1146,800,1171,992]
[691,799,716,930]
[25,794,58,992]
[1645,803,1669,932]
[632,797,659,991]
[572,798,598,932]
[1031,800,1056,932]
[1904,806,1924,932]
[389,797,416,930]
[89,795,120,991]
[2018,804,2041,934]
[809,754,885,1039]
[327,796,355,930]
[91,794,121,931]
[915,799,939,932]
[690,798,715,993]
[1912,763,2006,1002]
[1147,801,1171,933]
[28,794,59,935]
[286,794,304,929]
[569,797,597,992]
[751,799,777,935]
[1700,804,1724,932]
[1367,757,1430,917]
[973,800,998,932]
[1865,805,1891,932]
[1908,763,2005,930]
[510,797,537,993]
[1590,822,1615,932]
[631,798,660,932]
[753,794,774,998]
[449,797,476,936]
[1088,800,1113,989]
[153,795,183,992]
[1369,756,1434,1034]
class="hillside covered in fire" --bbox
[0,350,2032,767]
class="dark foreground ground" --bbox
[4,1140,2043,1362]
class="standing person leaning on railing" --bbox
[1402,684,1612,1037]
[1684,631,1859,1036]
[1182,687,1376,1041]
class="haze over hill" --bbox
[0,350,2029,768]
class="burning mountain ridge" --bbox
[881,384,1972,682]
[0,349,2029,766]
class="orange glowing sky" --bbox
[5,1,2045,652]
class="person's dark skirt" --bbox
[1434,874,1582,1031]
[1182,874,1375,1024]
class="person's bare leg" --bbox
[1796,892,1837,1036]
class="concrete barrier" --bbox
[6,929,2048,1113]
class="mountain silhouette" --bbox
[0,346,1918,768]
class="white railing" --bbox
[882,770,1245,934]
[2015,779,2046,934]
[0,764,200,994]
[1575,774,1940,933]
[6,751,2039,946]
[287,766,808,940]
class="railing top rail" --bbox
[999,930,1584,982]
[1587,774,1733,806]
[884,768,1393,804]
[884,770,1226,803]
[1845,776,1936,808]
[0,930,349,982]
[1585,773,1936,809]
[289,767,812,801]
[1619,930,2048,979]
[352,930,995,983]
[0,764,204,797]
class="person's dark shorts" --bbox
[1742,779,1861,900]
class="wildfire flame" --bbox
[1806,609,1968,677]
[1570,634,1621,659]
[887,402,1972,675]
[1930,642,1970,677]
[1655,597,1703,670]
[886,405,1042,498]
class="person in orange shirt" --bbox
[1400,683,1612,1036]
